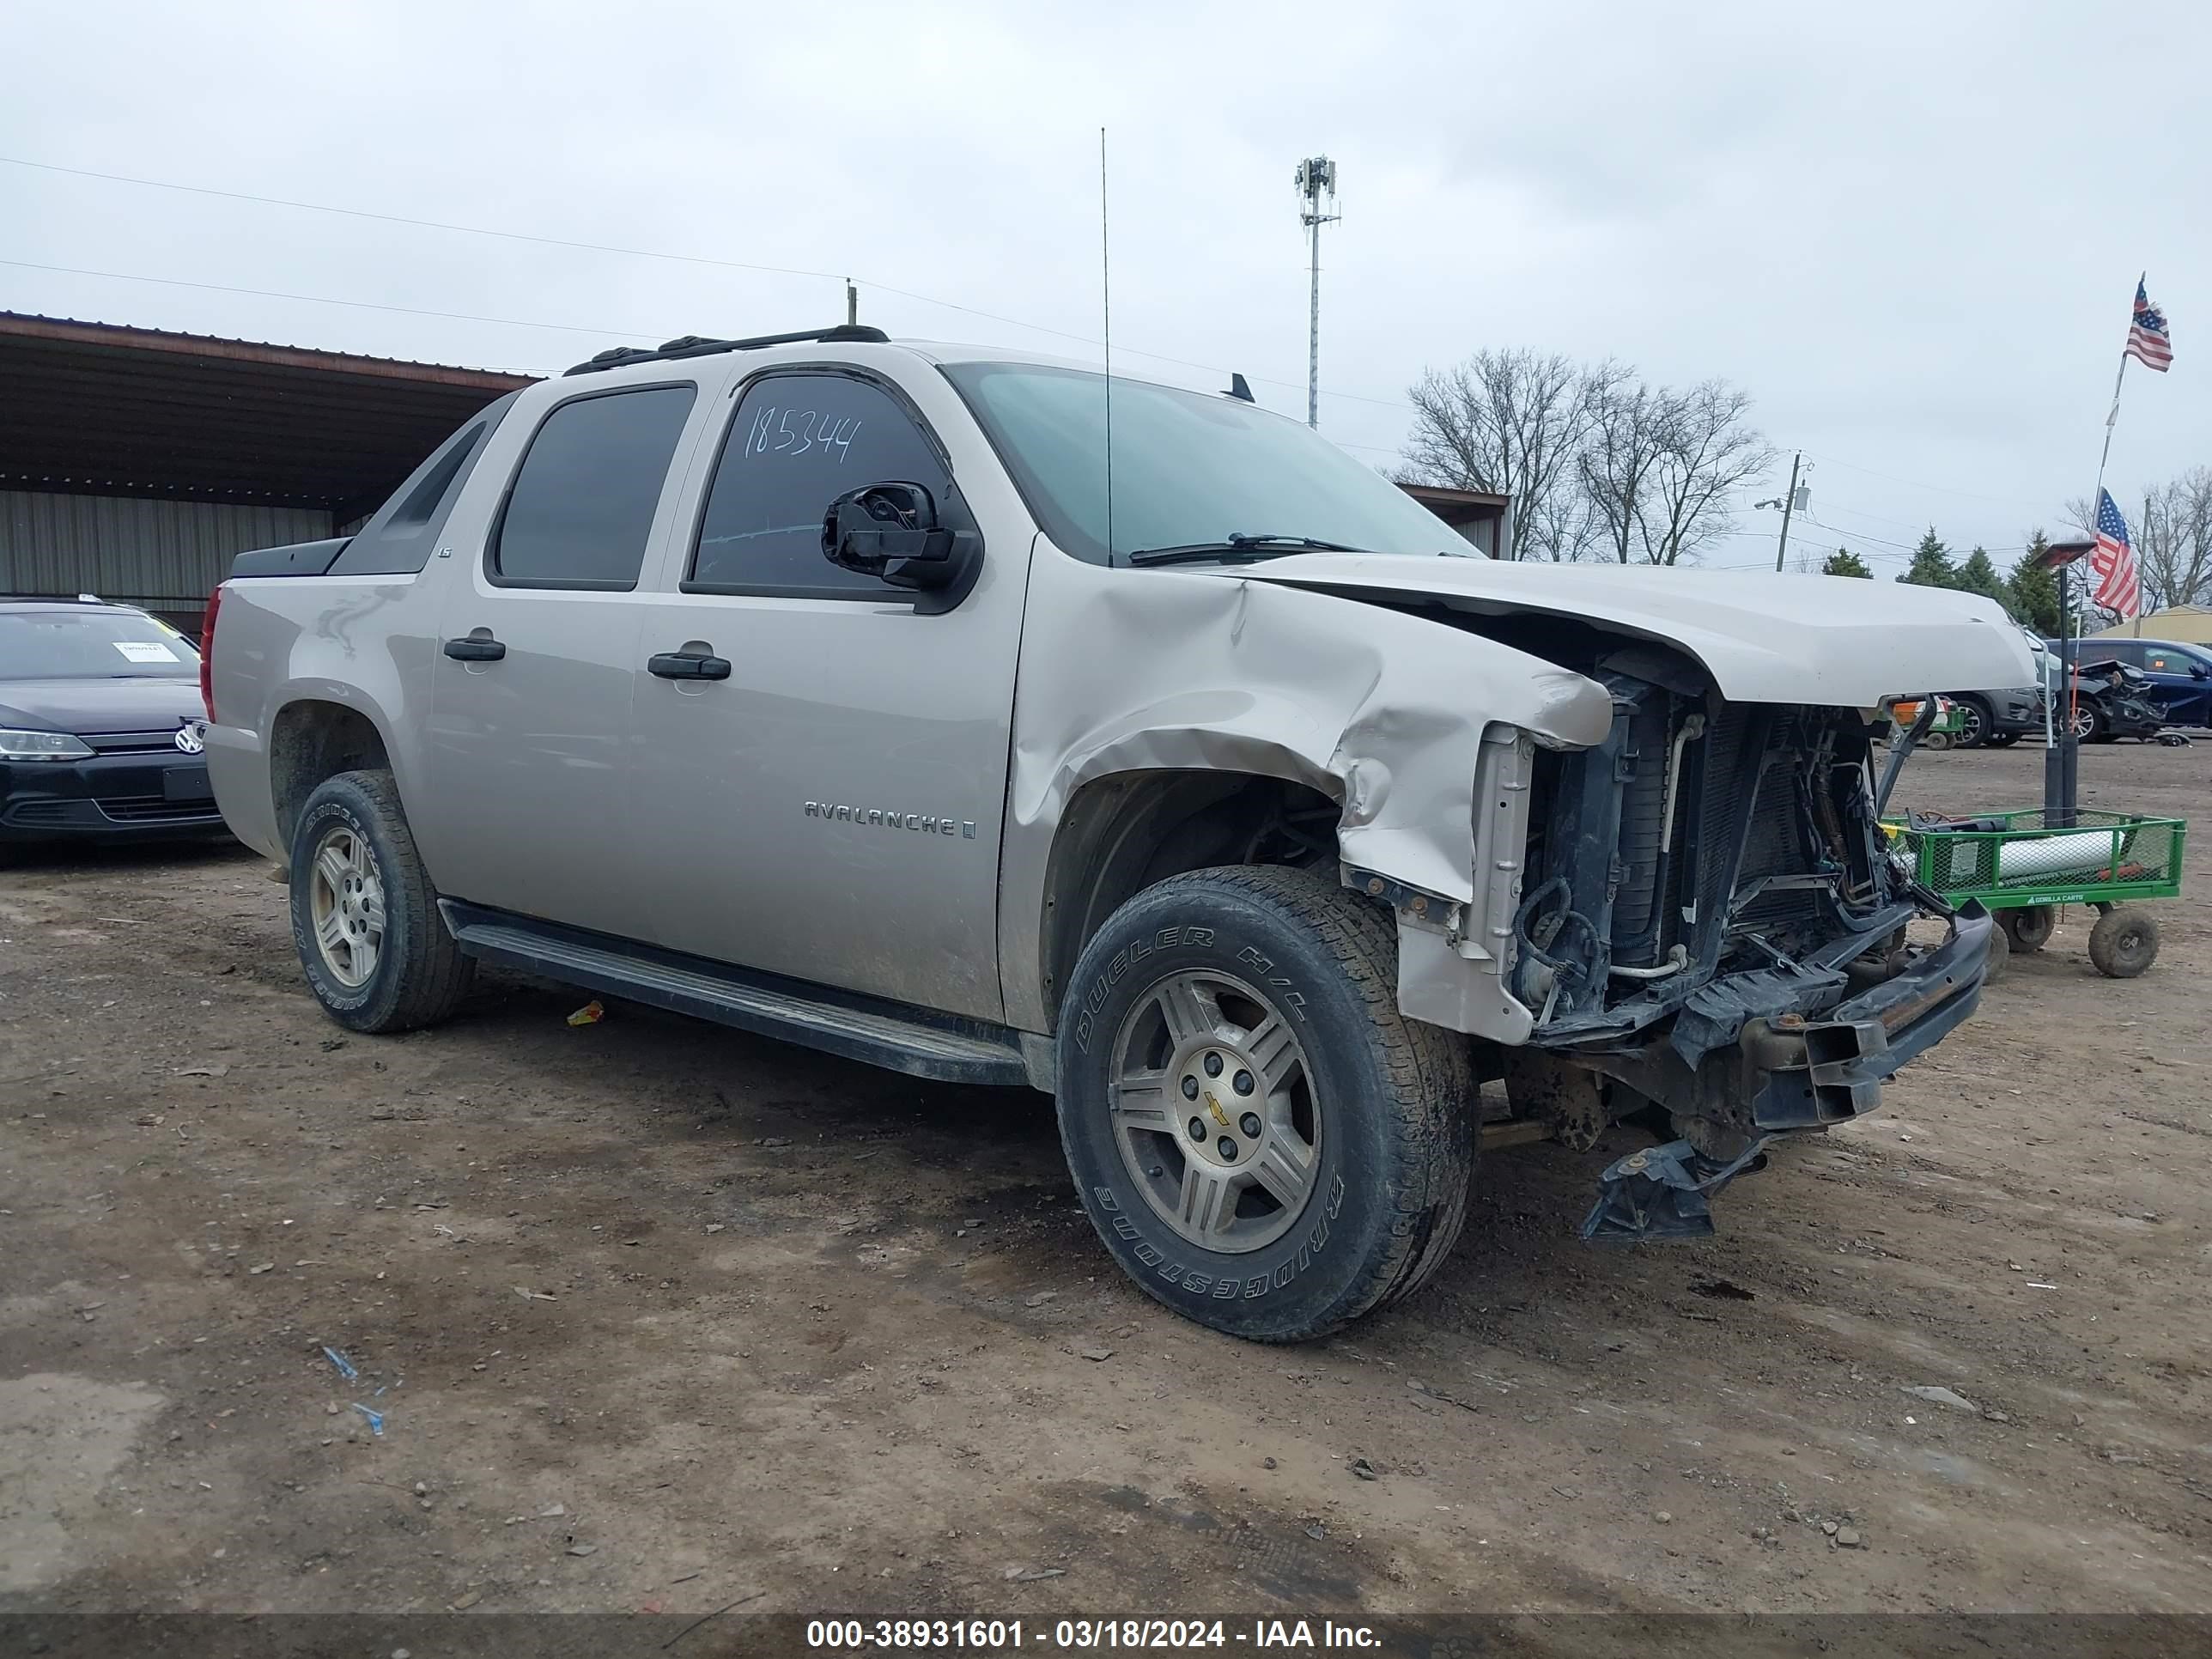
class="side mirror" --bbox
[820,482,981,612]
[2191,664,2209,679]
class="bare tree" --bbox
[1634,380,1778,566]
[1400,350,1617,560]
[2066,468,2212,617]
[1403,351,1774,568]
[2139,468,2212,613]
[1579,378,1675,564]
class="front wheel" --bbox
[1982,921,2010,984]
[289,769,474,1033]
[2087,906,2159,979]
[1055,866,1474,1343]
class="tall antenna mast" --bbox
[1100,128,1115,562]
[1294,156,1340,428]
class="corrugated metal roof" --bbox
[0,313,541,383]
[0,312,538,517]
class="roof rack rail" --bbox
[563,324,890,378]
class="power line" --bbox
[0,257,664,343]
[1799,448,2036,510]
[1810,499,1933,535]
[0,152,1420,412]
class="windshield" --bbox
[0,610,200,680]
[940,362,1471,565]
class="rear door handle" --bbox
[648,645,732,682]
[443,629,506,662]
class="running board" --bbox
[439,902,1033,1087]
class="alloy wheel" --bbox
[1107,969,1321,1254]
[307,824,386,988]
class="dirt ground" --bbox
[3,741,2209,1633]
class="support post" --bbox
[1772,451,1802,572]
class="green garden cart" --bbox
[1883,808,2186,981]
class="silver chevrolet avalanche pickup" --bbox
[202,324,2034,1341]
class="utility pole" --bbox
[846,279,858,327]
[1771,450,1802,571]
[1294,157,1340,429]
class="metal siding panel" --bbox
[0,490,331,607]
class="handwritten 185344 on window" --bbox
[746,405,862,463]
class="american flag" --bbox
[2090,488,2140,617]
[2125,279,2173,371]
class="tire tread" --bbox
[292,769,472,1033]
[1093,864,1474,1340]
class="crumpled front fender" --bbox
[999,548,1613,1036]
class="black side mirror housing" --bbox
[821,482,981,613]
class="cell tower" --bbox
[1294,156,1340,428]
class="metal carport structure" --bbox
[0,313,534,630]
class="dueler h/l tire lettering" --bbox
[289,769,474,1034]
[1054,865,1474,1342]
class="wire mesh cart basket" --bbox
[1884,808,2185,980]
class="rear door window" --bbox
[687,374,954,596]
[492,385,697,589]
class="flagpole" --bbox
[2087,271,2141,638]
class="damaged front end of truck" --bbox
[1496,654,1992,1242]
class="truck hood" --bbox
[1226,556,2038,706]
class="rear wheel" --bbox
[1055,865,1474,1342]
[2069,701,2111,743]
[2002,904,2054,952]
[1953,695,1992,749]
[289,769,473,1033]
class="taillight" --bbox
[199,583,224,722]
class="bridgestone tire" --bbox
[1054,865,1474,1343]
[289,769,473,1034]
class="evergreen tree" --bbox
[2008,534,2063,636]
[1821,547,1873,578]
[1955,545,2008,605]
[1897,527,1957,588]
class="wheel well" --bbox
[269,701,392,848]
[1038,770,1340,1028]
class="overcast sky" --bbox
[5,1,2206,574]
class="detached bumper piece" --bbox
[1579,1135,1772,1244]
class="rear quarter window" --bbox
[329,392,518,578]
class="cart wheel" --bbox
[2087,908,2159,979]
[2002,905,2055,952]
[1982,921,2009,984]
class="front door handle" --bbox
[648,643,732,682]
[443,629,506,662]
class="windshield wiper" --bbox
[1126,533,1363,567]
